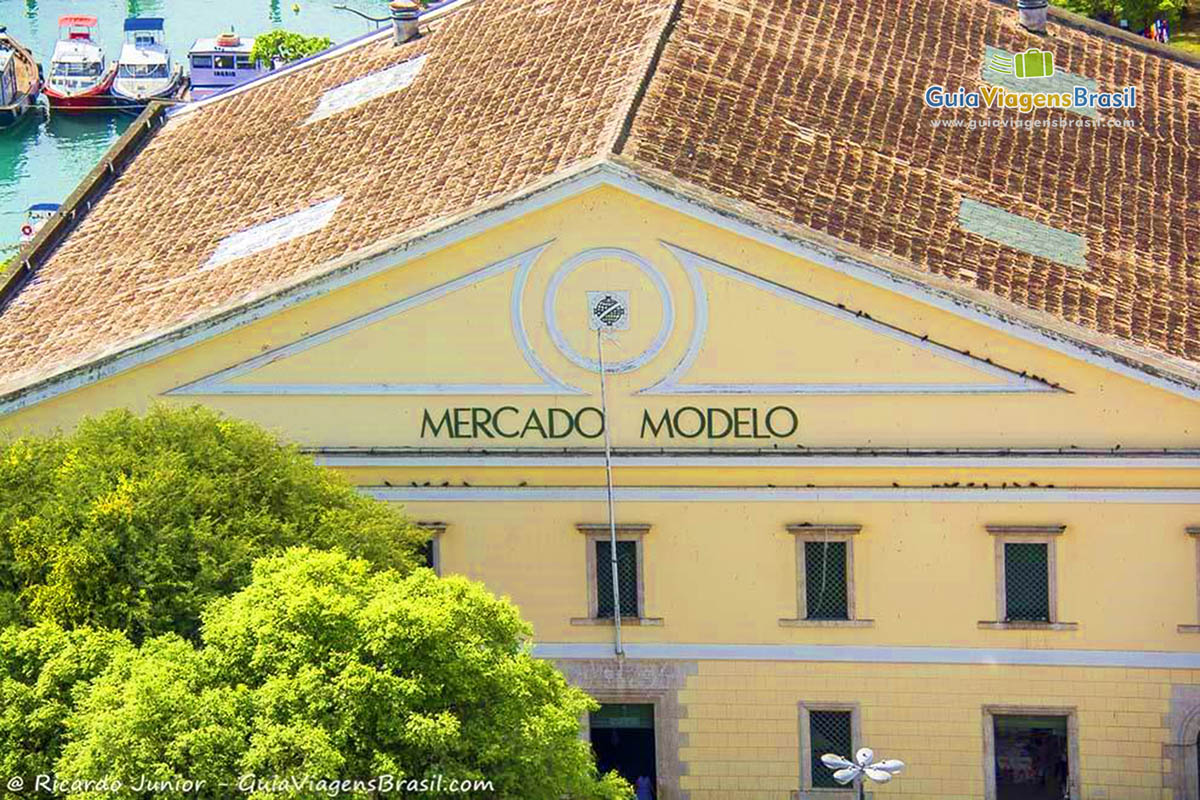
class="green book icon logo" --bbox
[989,48,1055,79]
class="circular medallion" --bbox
[543,248,675,374]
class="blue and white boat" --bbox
[19,203,60,244]
[187,33,266,101]
[112,18,184,104]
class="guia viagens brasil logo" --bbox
[924,48,1136,113]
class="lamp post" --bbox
[820,748,904,800]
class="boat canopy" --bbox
[190,37,256,55]
[28,203,61,213]
[124,18,165,32]
[58,16,99,28]
[119,44,169,66]
[51,40,104,66]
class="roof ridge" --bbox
[171,0,481,120]
[170,30,390,119]
[0,103,169,314]
[987,0,1200,69]
[611,0,685,156]
[608,155,1200,394]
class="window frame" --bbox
[1001,540,1052,622]
[594,539,638,619]
[416,521,445,576]
[982,705,1080,800]
[571,524,661,626]
[980,525,1077,631]
[1180,526,1200,634]
[780,524,872,628]
[798,701,861,798]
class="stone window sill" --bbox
[978,620,1079,631]
[779,618,875,628]
[570,617,663,627]
[1178,624,1200,634]
[791,789,863,800]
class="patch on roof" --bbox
[204,197,343,270]
[981,46,1099,118]
[958,198,1087,269]
[304,54,428,125]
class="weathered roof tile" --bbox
[0,0,1197,398]
[624,0,1199,376]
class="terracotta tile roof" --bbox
[0,0,675,394]
[0,0,1198,399]
[623,0,1200,379]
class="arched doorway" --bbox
[1166,690,1200,800]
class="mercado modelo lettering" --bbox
[419,406,800,440]
[640,406,799,439]
[421,406,606,440]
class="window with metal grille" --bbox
[1005,542,1050,621]
[596,540,638,618]
[419,539,435,570]
[805,540,849,620]
[809,710,853,789]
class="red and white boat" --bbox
[43,16,116,110]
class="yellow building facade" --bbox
[3,177,1199,800]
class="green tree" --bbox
[250,30,333,68]
[0,624,132,781]
[57,549,631,799]
[0,405,425,641]
[1116,0,1185,29]
[1052,0,1183,29]
[1056,0,1115,20]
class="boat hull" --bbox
[0,95,36,129]
[0,35,43,126]
[44,70,116,111]
[110,70,185,105]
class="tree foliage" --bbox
[0,624,132,781]
[0,405,424,641]
[250,30,333,67]
[57,549,630,800]
[1053,0,1184,30]
[0,409,621,796]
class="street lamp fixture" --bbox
[820,748,904,799]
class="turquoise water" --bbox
[0,0,387,252]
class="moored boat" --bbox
[0,28,42,129]
[43,16,116,111]
[187,33,267,101]
[112,18,184,105]
[19,203,60,244]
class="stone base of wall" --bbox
[557,658,697,800]
[557,657,1200,800]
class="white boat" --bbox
[112,18,184,105]
[43,15,116,111]
[187,33,266,101]
[19,204,60,244]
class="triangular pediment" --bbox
[169,245,584,397]
[640,246,1052,396]
[10,177,1194,451]
[170,240,1051,401]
